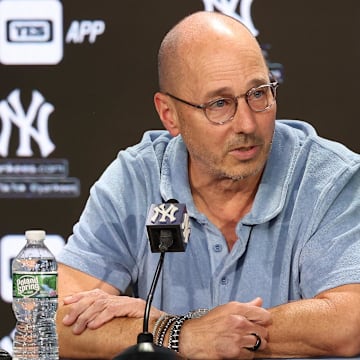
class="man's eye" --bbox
[208,98,232,110]
[252,89,265,99]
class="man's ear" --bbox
[154,92,180,136]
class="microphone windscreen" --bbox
[146,202,190,253]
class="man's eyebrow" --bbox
[203,78,269,100]
[203,87,233,100]
[247,77,270,88]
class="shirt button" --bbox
[213,244,223,252]
[220,277,228,285]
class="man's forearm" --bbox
[259,286,360,358]
[57,306,148,359]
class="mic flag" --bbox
[146,202,190,253]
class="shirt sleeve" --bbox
[299,166,360,298]
[57,131,171,293]
[57,153,149,293]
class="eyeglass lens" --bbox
[205,84,276,124]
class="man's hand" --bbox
[180,298,271,359]
[62,289,163,334]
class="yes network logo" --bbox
[0,0,63,64]
[0,0,105,65]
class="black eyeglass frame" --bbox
[165,81,279,125]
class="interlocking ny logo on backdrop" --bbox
[0,89,80,198]
[202,0,258,36]
[202,0,284,83]
[0,89,55,158]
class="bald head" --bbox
[157,11,266,93]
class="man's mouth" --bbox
[229,145,260,160]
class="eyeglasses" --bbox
[166,81,279,125]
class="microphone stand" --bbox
[113,250,179,359]
[138,251,165,343]
[114,201,188,359]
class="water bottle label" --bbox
[13,272,57,298]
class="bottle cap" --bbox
[25,229,46,241]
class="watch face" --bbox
[188,308,209,319]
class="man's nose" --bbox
[230,98,257,134]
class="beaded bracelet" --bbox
[156,315,177,347]
[168,308,209,352]
[153,314,172,345]
[152,313,167,340]
[168,315,188,352]
[153,314,169,345]
[154,309,210,351]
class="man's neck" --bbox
[189,163,263,251]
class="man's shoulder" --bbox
[255,120,360,225]
[275,119,360,167]
[119,130,174,166]
[128,130,173,153]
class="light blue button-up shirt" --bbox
[58,120,360,356]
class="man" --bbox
[57,11,360,360]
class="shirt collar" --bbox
[242,125,299,224]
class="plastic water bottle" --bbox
[12,230,59,360]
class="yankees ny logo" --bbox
[151,203,179,223]
[0,89,55,157]
[202,0,258,36]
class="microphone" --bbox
[146,199,190,253]
[113,200,189,360]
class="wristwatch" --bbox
[186,308,209,319]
